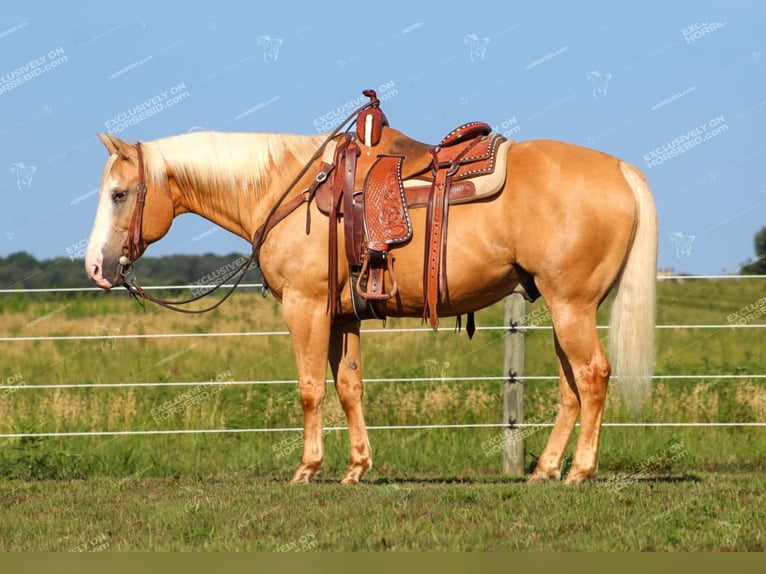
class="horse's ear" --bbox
[98,133,118,155]
[100,133,133,158]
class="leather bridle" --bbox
[122,142,148,267]
[118,142,257,314]
[118,92,382,314]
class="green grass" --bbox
[1,472,764,551]
[0,278,764,550]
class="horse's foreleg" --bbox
[329,320,372,484]
[283,302,332,484]
[528,335,581,482]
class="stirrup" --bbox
[356,251,398,301]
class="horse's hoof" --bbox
[564,469,596,485]
[290,466,320,484]
[527,468,561,483]
[340,462,370,484]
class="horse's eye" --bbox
[111,190,128,203]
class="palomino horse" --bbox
[85,121,657,485]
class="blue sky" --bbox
[1,0,764,275]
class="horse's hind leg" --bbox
[531,303,611,484]
[528,334,581,482]
[329,320,372,484]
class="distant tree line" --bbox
[739,226,766,275]
[0,252,263,290]
[1,224,764,290]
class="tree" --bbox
[740,226,766,275]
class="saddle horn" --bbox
[357,90,388,147]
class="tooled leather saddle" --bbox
[313,90,512,332]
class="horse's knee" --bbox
[299,379,326,411]
[336,377,364,409]
[335,360,364,402]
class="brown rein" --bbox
[119,92,381,313]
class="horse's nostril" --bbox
[91,263,101,279]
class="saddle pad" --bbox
[362,155,412,250]
[403,138,512,206]
[436,133,506,180]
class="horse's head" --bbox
[86,133,174,289]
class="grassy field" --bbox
[0,277,764,550]
[1,472,764,551]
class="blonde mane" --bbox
[140,131,326,209]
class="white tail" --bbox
[608,162,658,414]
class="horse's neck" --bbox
[161,132,324,243]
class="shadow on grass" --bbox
[310,472,704,486]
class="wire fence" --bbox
[1,274,765,438]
